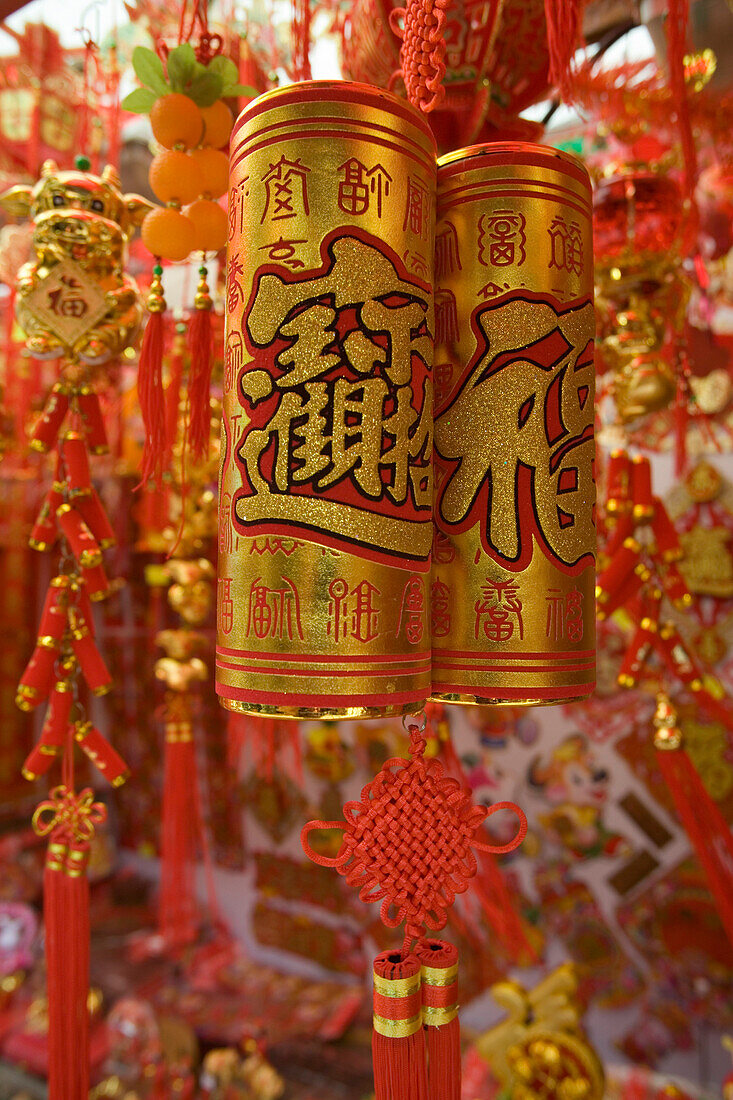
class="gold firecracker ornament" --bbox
[218,81,436,719]
[475,964,605,1100]
[431,142,596,706]
[0,158,151,364]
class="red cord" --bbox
[302,730,525,949]
[389,0,449,113]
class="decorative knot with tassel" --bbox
[302,713,527,1100]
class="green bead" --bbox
[153,264,163,276]
[74,155,91,171]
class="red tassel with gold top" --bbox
[372,952,428,1100]
[303,714,527,1100]
[414,940,460,1100]
[33,788,106,1100]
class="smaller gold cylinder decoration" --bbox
[218,82,436,719]
[432,143,596,705]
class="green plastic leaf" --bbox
[223,83,258,98]
[131,46,168,95]
[207,55,240,87]
[186,70,225,107]
[121,86,158,113]
[167,42,197,91]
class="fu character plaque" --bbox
[218,82,436,719]
[431,143,596,705]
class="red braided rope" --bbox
[302,727,526,948]
[389,0,450,114]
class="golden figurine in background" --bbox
[0,159,151,365]
[475,964,605,1100]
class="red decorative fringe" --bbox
[664,0,698,198]
[291,0,312,81]
[138,310,166,487]
[437,729,535,964]
[165,337,184,458]
[373,951,428,1100]
[227,711,303,783]
[159,727,198,951]
[657,746,733,948]
[44,834,91,1100]
[415,940,460,1100]
[186,306,213,460]
[543,0,585,101]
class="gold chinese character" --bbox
[436,297,595,570]
[235,235,433,562]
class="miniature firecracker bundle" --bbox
[302,716,527,1100]
[1,158,138,1100]
[218,81,436,719]
[652,694,733,950]
[597,449,733,949]
[597,449,733,726]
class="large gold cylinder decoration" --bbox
[218,82,436,719]
[431,143,596,705]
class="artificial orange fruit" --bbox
[200,100,233,148]
[142,207,196,262]
[185,199,228,253]
[189,147,229,199]
[150,93,203,150]
[148,149,203,205]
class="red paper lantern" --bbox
[593,172,685,266]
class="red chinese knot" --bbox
[389,0,449,114]
[302,722,527,947]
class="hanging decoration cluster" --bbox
[218,68,598,1092]
[122,40,252,484]
[1,159,147,1100]
[302,719,527,1100]
[147,342,220,951]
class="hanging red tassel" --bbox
[664,0,698,199]
[227,711,303,782]
[186,264,214,460]
[165,326,185,458]
[33,787,106,1100]
[436,724,534,964]
[43,833,74,1100]
[653,694,733,948]
[138,264,167,487]
[372,951,428,1100]
[159,702,199,951]
[414,940,460,1100]
[291,0,313,82]
[543,0,585,101]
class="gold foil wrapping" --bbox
[218,82,436,719]
[431,143,596,704]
